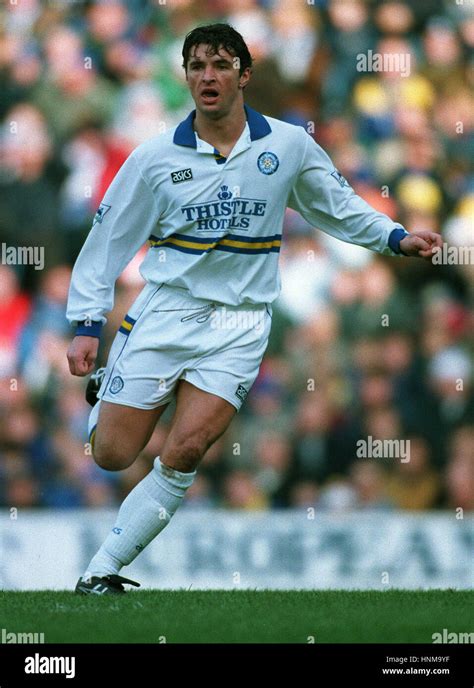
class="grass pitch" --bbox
[0,590,472,643]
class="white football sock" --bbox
[83,456,196,579]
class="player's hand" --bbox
[67,336,99,376]
[399,230,443,261]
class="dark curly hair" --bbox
[182,23,253,77]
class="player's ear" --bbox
[238,67,251,90]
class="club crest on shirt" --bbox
[330,169,349,188]
[93,203,111,225]
[257,152,279,175]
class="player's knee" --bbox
[92,441,136,472]
[164,430,210,470]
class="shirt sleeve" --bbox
[288,129,402,256]
[66,152,159,333]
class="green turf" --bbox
[0,590,472,643]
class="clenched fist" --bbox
[67,336,99,376]
[399,229,443,261]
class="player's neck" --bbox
[194,102,246,156]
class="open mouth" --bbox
[201,89,219,103]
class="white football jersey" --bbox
[67,105,404,336]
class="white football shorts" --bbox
[95,282,272,413]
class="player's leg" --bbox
[91,400,168,471]
[79,382,236,588]
[81,399,170,584]
[160,379,237,472]
[77,289,269,592]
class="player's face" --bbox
[186,44,250,118]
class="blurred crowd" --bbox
[0,0,472,511]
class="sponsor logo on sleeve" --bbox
[93,203,111,225]
[330,169,349,188]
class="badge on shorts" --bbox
[110,376,124,394]
[235,384,248,402]
[257,152,279,175]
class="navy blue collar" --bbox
[173,104,272,148]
